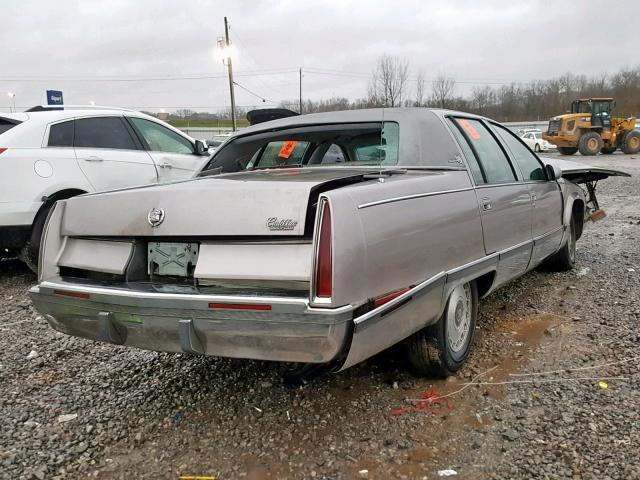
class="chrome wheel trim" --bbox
[446,283,472,354]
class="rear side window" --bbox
[75,117,138,150]
[447,118,485,184]
[451,118,516,184]
[492,124,547,181]
[48,121,74,147]
[0,119,20,136]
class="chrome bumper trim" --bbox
[29,279,354,364]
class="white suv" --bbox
[0,106,211,270]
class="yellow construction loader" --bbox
[543,98,639,156]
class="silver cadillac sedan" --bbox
[29,108,627,378]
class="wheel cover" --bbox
[587,137,598,151]
[629,136,640,150]
[446,284,472,354]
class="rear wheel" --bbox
[558,146,578,155]
[600,145,617,154]
[578,132,603,156]
[543,215,576,271]
[18,203,54,274]
[406,281,478,377]
[622,130,640,154]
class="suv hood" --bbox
[542,157,630,184]
[61,168,372,237]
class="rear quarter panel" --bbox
[323,170,485,308]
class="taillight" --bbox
[315,200,332,298]
[373,287,411,308]
[0,148,7,155]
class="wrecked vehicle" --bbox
[29,109,628,378]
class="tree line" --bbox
[280,56,640,122]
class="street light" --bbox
[216,17,237,132]
[7,92,16,113]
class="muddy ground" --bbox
[1,152,639,480]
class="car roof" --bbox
[13,108,156,123]
[233,107,488,138]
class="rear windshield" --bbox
[200,122,399,174]
[0,118,21,136]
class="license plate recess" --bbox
[148,242,199,277]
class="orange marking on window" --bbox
[459,119,481,140]
[278,141,298,158]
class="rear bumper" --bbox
[29,280,353,364]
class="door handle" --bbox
[83,156,103,162]
[159,162,173,169]
[530,193,537,206]
[481,197,492,211]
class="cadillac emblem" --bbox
[267,217,298,231]
[147,208,165,227]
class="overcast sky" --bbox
[0,0,635,113]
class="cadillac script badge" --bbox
[267,217,298,231]
[147,208,165,227]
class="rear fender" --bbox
[560,182,586,245]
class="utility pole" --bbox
[299,68,303,114]
[224,17,237,132]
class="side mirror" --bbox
[546,164,562,180]
[194,139,209,156]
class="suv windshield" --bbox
[200,122,399,174]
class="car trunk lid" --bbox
[61,168,371,237]
[542,157,631,184]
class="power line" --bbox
[0,67,537,86]
[0,69,299,83]
[232,81,277,104]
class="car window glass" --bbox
[247,141,310,169]
[321,144,346,164]
[447,118,486,184]
[74,117,137,150]
[203,122,400,174]
[129,117,194,155]
[492,124,546,181]
[452,118,516,184]
[48,120,74,147]
[534,133,542,139]
[523,133,531,139]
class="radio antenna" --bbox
[378,106,385,181]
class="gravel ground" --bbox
[1,152,638,480]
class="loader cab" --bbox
[570,99,614,128]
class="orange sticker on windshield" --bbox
[459,119,481,140]
[278,141,298,159]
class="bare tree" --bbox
[431,74,456,109]
[414,70,426,107]
[367,54,410,107]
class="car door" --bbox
[448,117,533,286]
[522,132,534,149]
[74,116,158,191]
[127,116,206,182]
[492,124,563,267]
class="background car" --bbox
[521,130,557,153]
[0,106,210,270]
